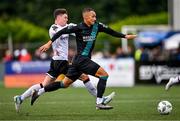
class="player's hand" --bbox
[39,40,52,53]
[39,44,50,53]
[125,34,137,40]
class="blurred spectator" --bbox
[3,49,13,62]
[135,47,149,61]
[13,49,21,61]
[116,47,126,58]
[169,48,180,61]
[92,51,103,59]
[177,46,180,61]
[135,48,142,61]
[141,48,149,61]
[34,49,50,61]
[103,51,111,59]
[39,52,49,60]
[19,48,32,62]
[34,49,41,60]
[149,46,167,61]
[126,46,133,58]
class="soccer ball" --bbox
[157,100,172,115]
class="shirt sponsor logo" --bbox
[83,36,95,41]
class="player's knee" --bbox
[103,71,109,77]
[62,78,73,88]
[79,74,89,83]
[42,78,54,87]
[63,83,69,88]
[99,75,109,81]
[96,67,109,78]
[82,77,90,84]
[61,81,68,88]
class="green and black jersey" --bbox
[51,22,126,58]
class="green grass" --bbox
[0,85,180,121]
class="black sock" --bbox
[44,81,64,92]
[97,77,107,98]
[40,83,43,88]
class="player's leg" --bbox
[79,74,97,97]
[31,76,74,105]
[94,67,113,109]
[78,57,113,109]
[32,64,80,100]
[32,63,77,99]
[34,60,68,96]
[79,73,115,105]
[165,75,180,90]
[14,60,68,111]
[14,60,56,104]
[22,76,53,101]
[14,75,54,112]
[41,64,81,93]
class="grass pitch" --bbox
[0,83,180,121]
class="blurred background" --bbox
[0,0,180,88]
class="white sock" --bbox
[21,84,42,101]
[174,76,180,83]
[96,97,103,104]
[38,88,45,96]
[84,81,97,97]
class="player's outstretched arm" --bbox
[98,22,137,39]
[39,40,52,53]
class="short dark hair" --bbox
[82,7,95,14]
[53,8,67,19]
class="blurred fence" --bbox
[2,59,180,88]
[4,58,135,88]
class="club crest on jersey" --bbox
[83,36,96,42]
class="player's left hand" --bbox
[39,40,52,53]
[125,34,137,40]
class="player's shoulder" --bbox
[97,22,108,28]
[68,23,77,27]
[78,22,85,27]
[67,23,82,30]
[67,23,77,29]
[49,24,59,32]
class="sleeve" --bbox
[49,25,59,39]
[68,23,77,36]
[51,25,79,42]
[98,22,126,38]
[68,23,77,27]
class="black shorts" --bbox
[66,55,100,81]
[47,59,69,79]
